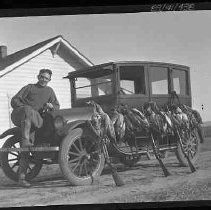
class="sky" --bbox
[0,10,211,121]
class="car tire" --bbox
[175,128,200,167]
[59,127,105,186]
[0,135,43,182]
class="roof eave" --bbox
[0,36,94,78]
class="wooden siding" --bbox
[0,49,75,135]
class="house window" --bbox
[172,69,189,95]
[119,65,146,95]
[149,66,168,95]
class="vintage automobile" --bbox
[0,61,203,186]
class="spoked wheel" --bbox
[0,135,43,182]
[59,127,105,186]
[176,128,200,167]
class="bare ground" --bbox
[0,138,211,207]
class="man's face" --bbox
[37,72,51,87]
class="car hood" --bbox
[50,106,95,123]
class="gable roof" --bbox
[0,35,94,78]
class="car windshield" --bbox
[74,72,113,99]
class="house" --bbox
[0,35,94,135]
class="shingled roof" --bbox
[0,35,94,78]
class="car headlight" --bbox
[54,116,65,130]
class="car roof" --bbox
[65,61,190,79]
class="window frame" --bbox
[70,66,116,102]
[148,65,171,96]
[148,64,190,97]
[171,67,190,96]
[117,64,149,98]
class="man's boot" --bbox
[18,153,31,187]
[18,174,31,188]
[21,119,33,147]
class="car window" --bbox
[149,66,168,95]
[74,74,112,99]
[75,77,92,98]
[172,69,189,95]
[119,65,146,95]
[120,80,135,94]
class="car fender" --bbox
[0,127,21,139]
[58,120,89,137]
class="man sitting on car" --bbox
[10,69,60,187]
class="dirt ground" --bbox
[0,138,211,207]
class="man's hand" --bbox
[46,103,54,109]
